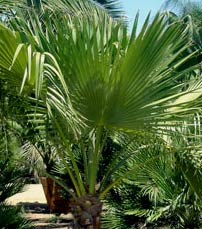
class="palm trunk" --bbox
[86,215,101,229]
[70,195,102,229]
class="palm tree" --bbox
[93,0,124,19]
[163,0,202,48]
[0,0,124,21]
[25,0,125,19]
[1,0,202,227]
[116,133,202,228]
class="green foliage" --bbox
[0,126,32,228]
[102,135,202,228]
[177,150,202,200]
[0,129,27,201]
[0,204,33,229]
[102,183,147,229]
[93,0,125,19]
[164,1,202,60]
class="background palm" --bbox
[123,136,202,228]
[163,0,202,50]
[102,128,202,228]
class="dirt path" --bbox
[7,184,73,229]
[8,184,46,205]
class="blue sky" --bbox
[122,0,202,30]
[122,0,166,30]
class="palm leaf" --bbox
[93,0,125,19]
[2,6,202,133]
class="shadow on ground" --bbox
[17,202,74,229]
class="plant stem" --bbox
[89,126,103,194]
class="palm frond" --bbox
[0,203,33,228]
[93,0,125,19]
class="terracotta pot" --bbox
[40,177,69,213]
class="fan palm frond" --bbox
[93,0,125,19]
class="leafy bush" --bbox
[0,126,33,228]
[102,137,202,228]
[0,204,32,229]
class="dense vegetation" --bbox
[0,126,32,228]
